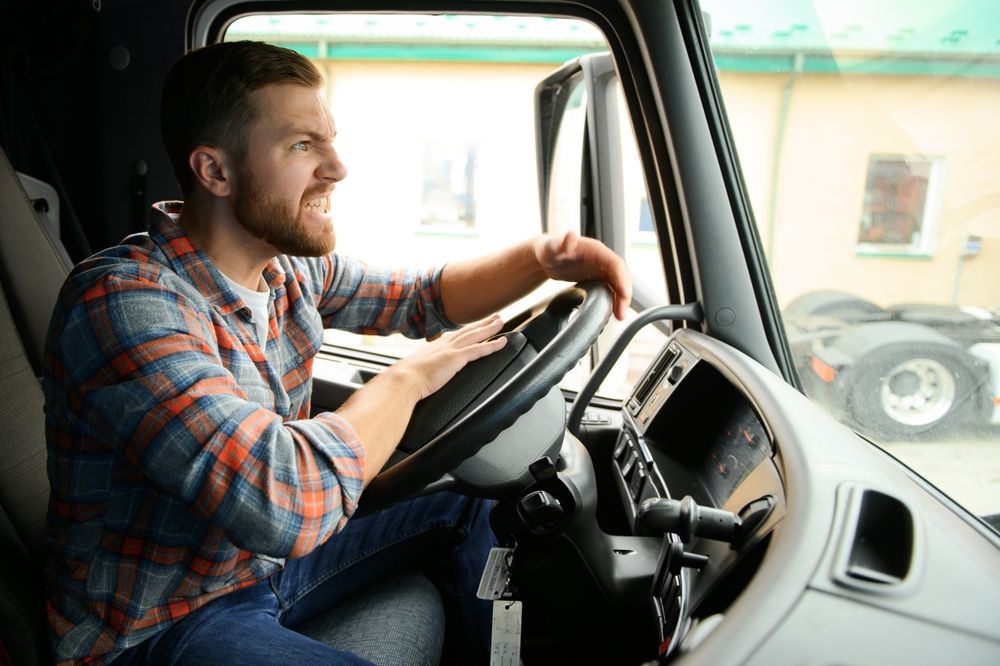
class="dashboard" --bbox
[314,325,1000,664]
[586,328,1000,664]
[616,341,771,519]
[606,335,783,657]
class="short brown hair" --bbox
[161,41,322,195]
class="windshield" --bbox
[700,0,1000,519]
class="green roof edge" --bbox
[264,40,1000,77]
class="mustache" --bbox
[302,186,335,201]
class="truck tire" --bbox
[844,343,982,440]
[784,290,886,318]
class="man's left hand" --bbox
[534,231,632,320]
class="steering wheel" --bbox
[358,281,613,513]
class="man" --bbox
[43,41,630,665]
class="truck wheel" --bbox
[845,345,977,440]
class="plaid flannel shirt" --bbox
[42,201,455,664]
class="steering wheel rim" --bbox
[360,281,613,511]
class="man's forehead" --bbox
[252,83,336,136]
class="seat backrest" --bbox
[0,144,74,376]
[0,280,50,665]
[0,143,72,664]
[0,281,49,558]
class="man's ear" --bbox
[188,146,234,198]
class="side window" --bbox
[226,14,608,358]
[226,14,669,399]
[702,0,1000,513]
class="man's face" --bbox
[232,83,348,256]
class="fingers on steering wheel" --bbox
[450,313,501,343]
[472,333,508,360]
[610,272,632,320]
[441,315,506,357]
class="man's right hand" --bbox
[389,314,508,400]
[336,314,508,484]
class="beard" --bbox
[232,166,336,257]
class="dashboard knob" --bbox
[636,495,742,543]
[517,489,565,529]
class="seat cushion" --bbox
[293,572,445,666]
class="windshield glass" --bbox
[700,0,1000,519]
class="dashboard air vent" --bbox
[833,485,919,592]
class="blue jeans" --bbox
[113,492,495,665]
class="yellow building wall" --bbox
[719,70,1000,309]
[314,56,1000,312]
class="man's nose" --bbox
[319,145,348,182]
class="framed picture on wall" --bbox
[856,155,942,256]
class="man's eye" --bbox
[292,141,309,151]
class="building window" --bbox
[857,155,941,256]
[420,142,477,232]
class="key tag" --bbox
[490,599,522,666]
[477,546,514,600]
[478,546,522,664]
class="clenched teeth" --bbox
[305,196,330,214]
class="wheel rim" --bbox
[879,358,956,427]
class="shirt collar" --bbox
[149,201,285,315]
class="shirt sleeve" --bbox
[294,254,458,338]
[54,273,366,558]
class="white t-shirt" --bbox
[221,273,271,347]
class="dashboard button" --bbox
[613,435,629,461]
[621,449,638,478]
[581,409,612,424]
[630,465,647,501]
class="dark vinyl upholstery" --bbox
[0,147,73,377]
[0,143,67,665]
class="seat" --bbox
[0,135,70,666]
[0,145,444,665]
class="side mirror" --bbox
[534,52,621,256]
[534,52,667,318]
